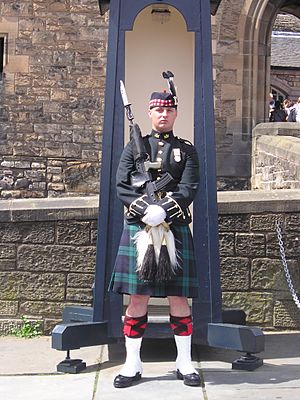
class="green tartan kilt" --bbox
[109,222,199,298]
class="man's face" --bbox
[148,107,177,133]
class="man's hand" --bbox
[141,205,166,226]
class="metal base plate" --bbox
[232,355,263,371]
[57,358,87,374]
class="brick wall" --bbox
[1,193,300,335]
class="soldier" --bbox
[109,90,200,388]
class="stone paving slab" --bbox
[203,363,300,400]
[203,386,300,400]
[0,336,102,375]
[0,374,96,400]
[95,362,205,400]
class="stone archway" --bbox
[213,0,296,189]
[239,0,295,128]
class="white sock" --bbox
[174,335,198,375]
[119,336,143,377]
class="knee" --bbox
[129,295,150,308]
[127,295,150,317]
[168,296,189,308]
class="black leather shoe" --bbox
[113,372,142,388]
[176,370,201,386]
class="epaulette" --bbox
[176,137,193,146]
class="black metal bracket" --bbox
[207,323,265,371]
[52,320,116,373]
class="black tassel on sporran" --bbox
[138,233,157,282]
[136,225,178,283]
[156,237,175,282]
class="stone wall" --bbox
[252,123,300,190]
[1,193,300,335]
[0,0,107,199]
[219,190,300,330]
[0,196,98,334]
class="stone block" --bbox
[5,55,29,73]
[64,161,99,188]
[266,232,300,258]
[66,287,93,303]
[44,318,61,335]
[250,214,281,232]
[236,233,265,257]
[32,30,56,44]
[222,292,273,325]
[17,244,96,273]
[0,260,16,271]
[50,88,70,101]
[220,257,250,290]
[67,273,94,288]
[47,182,65,191]
[274,300,300,328]
[31,162,46,169]
[0,300,18,316]
[0,222,55,244]
[57,221,90,245]
[53,50,75,66]
[47,166,62,175]
[221,84,243,101]
[219,233,235,256]
[0,272,20,300]
[18,272,65,301]
[82,149,100,161]
[218,214,250,231]
[1,160,14,168]
[19,300,64,316]
[251,258,300,291]
[285,214,300,231]
[0,320,20,336]
[0,244,16,259]
[62,143,81,158]
[273,290,300,301]
[0,209,12,222]
[91,227,97,245]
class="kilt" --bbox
[109,221,199,298]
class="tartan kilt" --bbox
[109,221,199,298]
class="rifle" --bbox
[119,80,174,203]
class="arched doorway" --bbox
[213,0,299,189]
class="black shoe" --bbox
[113,372,142,388]
[176,370,201,387]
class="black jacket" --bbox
[116,130,200,225]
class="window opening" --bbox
[0,38,4,80]
[271,87,286,103]
[0,34,8,82]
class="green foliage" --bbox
[10,316,43,339]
